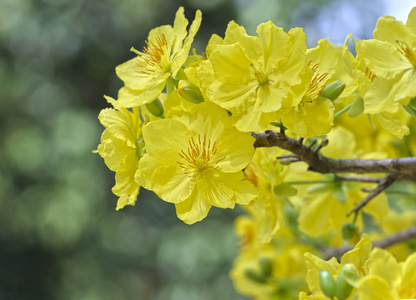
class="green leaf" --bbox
[348,96,364,118]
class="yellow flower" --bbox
[277,39,337,138]
[135,102,258,224]
[199,21,307,132]
[302,234,373,299]
[356,7,416,114]
[97,107,144,210]
[111,7,202,108]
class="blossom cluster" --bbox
[96,6,416,299]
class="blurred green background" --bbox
[0,0,413,299]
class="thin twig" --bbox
[323,226,416,260]
[276,154,298,159]
[335,175,383,183]
[346,175,397,217]
[306,140,317,150]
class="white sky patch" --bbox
[382,0,416,22]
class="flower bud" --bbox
[319,80,345,102]
[145,98,164,117]
[335,265,355,300]
[178,80,204,104]
[259,257,273,277]
[244,268,267,284]
[319,270,336,299]
[341,223,358,241]
[136,135,146,158]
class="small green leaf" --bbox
[348,96,364,118]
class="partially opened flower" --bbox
[97,107,144,210]
[111,7,202,108]
[135,102,258,224]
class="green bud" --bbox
[348,96,364,118]
[279,158,292,165]
[341,223,358,241]
[259,257,273,277]
[273,183,297,197]
[145,98,164,117]
[178,80,204,104]
[319,80,345,102]
[320,138,329,147]
[135,135,146,158]
[335,265,355,300]
[244,268,267,284]
[403,96,416,118]
[319,270,337,299]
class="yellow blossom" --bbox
[111,7,202,108]
[97,106,144,210]
[135,102,258,224]
[199,21,307,132]
[356,8,416,114]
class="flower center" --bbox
[177,134,225,178]
[396,40,416,67]
[303,63,329,103]
[250,63,268,85]
[132,33,172,75]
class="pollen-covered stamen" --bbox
[250,63,268,85]
[177,134,225,177]
[396,40,416,67]
[303,71,329,103]
[364,67,376,82]
[132,33,172,76]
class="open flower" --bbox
[135,102,258,224]
[199,21,307,132]
[356,7,416,114]
[111,7,202,108]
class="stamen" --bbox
[364,67,376,82]
[250,63,268,85]
[303,71,329,103]
[135,33,172,76]
[396,40,416,67]
[177,134,225,178]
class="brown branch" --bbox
[323,225,416,260]
[346,175,397,217]
[253,130,416,179]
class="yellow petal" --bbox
[356,39,412,80]
[358,275,396,300]
[256,21,290,71]
[112,153,140,210]
[341,233,373,273]
[304,252,340,293]
[175,188,212,224]
[374,15,416,46]
[365,248,400,286]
